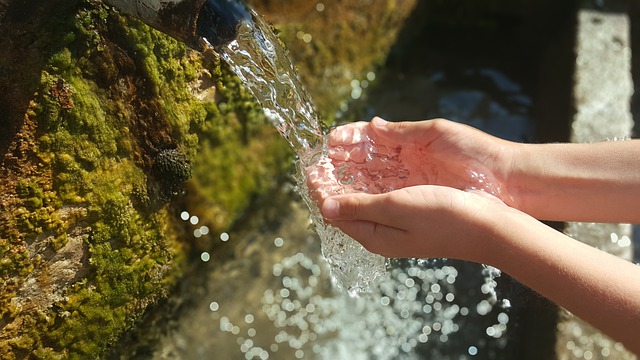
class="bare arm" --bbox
[320,187,640,354]
[486,201,640,354]
[353,117,640,223]
[509,140,640,223]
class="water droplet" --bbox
[468,346,478,356]
[201,252,210,262]
[209,301,219,311]
[274,237,284,247]
[497,312,509,324]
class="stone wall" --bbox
[0,0,415,358]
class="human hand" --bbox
[319,184,513,262]
[326,117,519,205]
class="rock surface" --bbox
[0,0,414,358]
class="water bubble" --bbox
[245,314,255,324]
[190,215,199,225]
[200,226,210,235]
[194,229,202,238]
[201,252,210,262]
[497,312,509,324]
[468,346,479,356]
[476,300,492,316]
[248,328,256,337]
[618,236,631,247]
[302,34,312,43]
[486,326,496,337]
[209,301,219,311]
[315,3,324,12]
[367,71,376,81]
[274,237,284,247]
[220,232,230,242]
[180,211,189,220]
[350,87,362,100]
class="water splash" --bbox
[198,6,389,292]
[200,9,323,165]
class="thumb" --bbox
[320,192,404,227]
[370,116,441,145]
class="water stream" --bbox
[169,2,524,359]
[198,3,390,294]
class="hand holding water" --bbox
[309,117,640,354]
[324,117,516,202]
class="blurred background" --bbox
[1,0,638,359]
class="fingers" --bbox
[370,116,444,145]
[329,219,407,258]
[328,121,373,146]
[321,192,408,227]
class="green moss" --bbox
[2,0,293,358]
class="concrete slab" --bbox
[556,7,637,360]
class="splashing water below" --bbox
[199,7,390,293]
[197,2,509,296]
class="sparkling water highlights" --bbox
[198,7,389,292]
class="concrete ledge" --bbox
[556,6,637,360]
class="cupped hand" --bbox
[319,185,514,262]
[327,117,519,205]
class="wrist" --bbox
[501,141,538,214]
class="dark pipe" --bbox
[103,0,251,49]
[196,0,253,48]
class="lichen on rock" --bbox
[0,0,416,357]
[0,0,289,358]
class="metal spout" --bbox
[196,0,252,48]
[104,0,251,49]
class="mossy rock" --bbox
[0,0,415,358]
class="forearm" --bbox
[485,211,640,354]
[508,140,640,223]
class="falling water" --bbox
[175,2,521,359]
[197,3,388,293]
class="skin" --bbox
[307,117,640,354]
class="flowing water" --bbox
[168,2,527,359]
[198,4,391,294]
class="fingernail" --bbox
[372,117,387,128]
[322,198,340,219]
